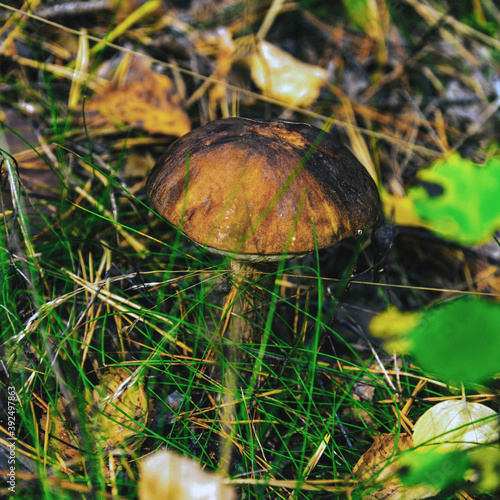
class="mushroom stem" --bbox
[227,260,278,348]
[218,260,277,472]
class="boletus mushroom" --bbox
[146,117,382,347]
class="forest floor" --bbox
[0,0,499,498]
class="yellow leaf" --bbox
[381,188,426,228]
[369,306,422,353]
[93,367,148,451]
[40,367,148,465]
[246,41,327,107]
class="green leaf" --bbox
[399,448,470,493]
[468,446,500,493]
[410,298,500,384]
[407,153,500,245]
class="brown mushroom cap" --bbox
[146,117,382,261]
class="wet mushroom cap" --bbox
[146,117,382,261]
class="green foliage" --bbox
[469,446,500,493]
[399,448,470,493]
[408,153,500,246]
[410,298,500,384]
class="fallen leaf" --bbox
[396,401,500,497]
[475,265,500,294]
[352,433,437,499]
[353,432,413,481]
[40,367,148,465]
[138,451,235,500]
[85,54,190,136]
[246,41,327,107]
[124,151,156,178]
[92,367,148,452]
[384,153,500,246]
[194,27,235,117]
[413,400,499,453]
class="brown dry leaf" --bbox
[85,54,190,136]
[352,433,437,499]
[138,451,235,500]
[353,433,412,481]
[246,40,327,108]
